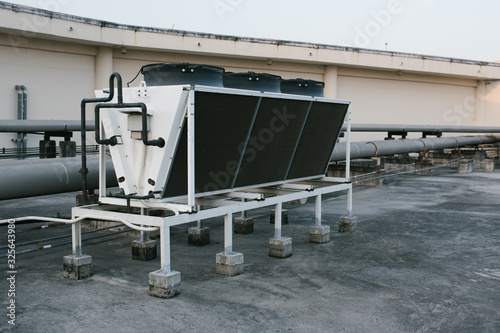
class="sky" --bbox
[5,0,500,62]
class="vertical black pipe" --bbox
[22,87,27,159]
[80,73,120,205]
[15,85,23,160]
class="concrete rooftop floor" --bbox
[1,166,500,332]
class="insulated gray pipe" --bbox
[0,120,95,133]
[341,124,500,133]
[331,135,500,161]
[2,121,500,135]
[0,156,116,200]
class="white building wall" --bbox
[337,70,478,141]
[1,4,500,151]
[0,40,96,147]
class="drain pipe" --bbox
[14,85,27,160]
[22,86,27,157]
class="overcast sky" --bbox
[5,0,500,62]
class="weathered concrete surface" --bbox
[1,167,500,332]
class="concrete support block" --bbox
[216,252,244,276]
[39,140,56,158]
[59,141,77,158]
[458,159,473,174]
[269,237,293,258]
[328,162,384,186]
[480,159,495,172]
[76,193,99,207]
[63,255,92,280]
[339,216,358,233]
[148,270,181,298]
[234,217,254,234]
[310,225,330,244]
[188,226,210,246]
[132,239,157,261]
[270,209,288,224]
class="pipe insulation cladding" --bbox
[0,120,95,133]
[330,135,500,161]
[0,156,116,200]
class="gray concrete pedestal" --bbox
[480,159,495,172]
[39,139,56,158]
[132,239,157,261]
[63,255,92,280]
[458,159,473,174]
[269,237,292,258]
[234,217,254,234]
[310,225,330,243]
[148,270,181,298]
[188,227,210,246]
[339,216,358,233]
[59,141,77,157]
[216,252,244,276]
[270,209,288,224]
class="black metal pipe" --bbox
[95,103,165,148]
[22,86,27,158]
[80,72,122,205]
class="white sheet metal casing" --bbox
[96,83,189,197]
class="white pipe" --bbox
[0,215,158,232]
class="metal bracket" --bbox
[386,131,407,140]
[422,131,442,138]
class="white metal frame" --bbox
[73,179,352,273]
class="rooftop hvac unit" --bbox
[92,65,349,207]
[71,65,354,297]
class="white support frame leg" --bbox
[72,221,82,257]
[187,90,196,210]
[345,104,353,218]
[347,186,353,218]
[140,208,148,242]
[224,212,233,255]
[315,194,322,227]
[274,202,282,240]
[160,223,171,274]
